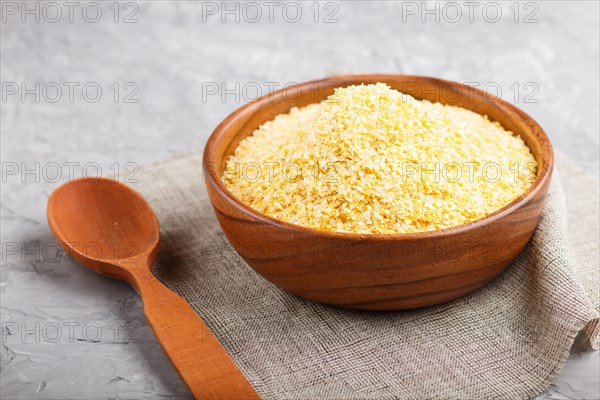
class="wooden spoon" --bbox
[47,177,259,400]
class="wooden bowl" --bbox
[203,75,553,311]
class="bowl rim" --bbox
[203,74,554,240]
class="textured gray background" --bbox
[1,1,598,399]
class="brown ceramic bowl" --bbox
[203,75,553,311]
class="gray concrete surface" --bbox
[1,1,598,399]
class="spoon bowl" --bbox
[47,177,259,399]
[48,177,158,262]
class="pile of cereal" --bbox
[222,83,537,234]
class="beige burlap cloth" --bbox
[130,152,599,399]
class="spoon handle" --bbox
[133,271,260,399]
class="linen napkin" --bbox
[129,151,599,399]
